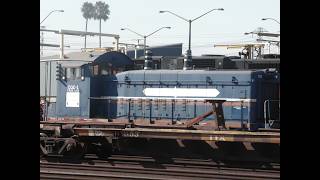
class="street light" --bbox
[120,26,171,56]
[160,8,224,70]
[40,10,64,25]
[262,18,280,25]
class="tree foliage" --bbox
[81,1,111,48]
[81,2,95,20]
[94,1,110,21]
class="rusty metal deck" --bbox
[41,118,279,144]
[74,127,280,144]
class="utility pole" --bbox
[121,27,171,59]
[159,8,224,70]
[60,33,64,59]
[136,39,144,59]
[40,10,64,25]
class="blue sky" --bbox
[40,0,280,56]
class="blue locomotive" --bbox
[52,51,279,131]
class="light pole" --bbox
[260,19,281,53]
[262,18,280,25]
[40,10,64,25]
[120,26,171,56]
[160,8,224,70]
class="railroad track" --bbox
[43,153,280,169]
[40,154,280,180]
[40,162,279,180]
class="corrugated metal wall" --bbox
[40,61,57,99]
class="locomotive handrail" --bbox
[88,96,256,102]
[115,80,253,83]
[264,99,280,128]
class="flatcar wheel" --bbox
[40,133,48,158]
[63,142,87,159]
[40,150,45,158]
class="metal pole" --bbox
[136,39,139,59]
[99,19,102,48]
[40,11,54,25]
[128,99,132,122]
[124,45,127,55]
[143,36,147,56]
[264,100,268,129]
[188,20,191,53]
[40,10,64,25]
[262,18,280,25]
[107,99,111,122]
[134,47,137,59]
[194,100,197,118]
[149,100,153,124]
[44,62,48,121]
[240,101,243,130]
[115,37,119,51]
[60,33,64,59]
[48,61,52,105]
[41,31,44,56]
[121,27,170,57]
[160,9,223,70]
[183,20,192,70]
[84,19,88,49]
[171,100,174,124]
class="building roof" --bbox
[40,51,104,61]
[91,51,133,67]
[40,51,104,67]
[40,51,133,67]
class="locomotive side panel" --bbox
[98,70,278,130]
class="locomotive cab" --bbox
[55,62,91,118]
[54,51,134,119]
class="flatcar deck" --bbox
[74,127,280,144]
[41,119,280,144]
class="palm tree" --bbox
[94,1,110,48]
[81,2,95,49]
